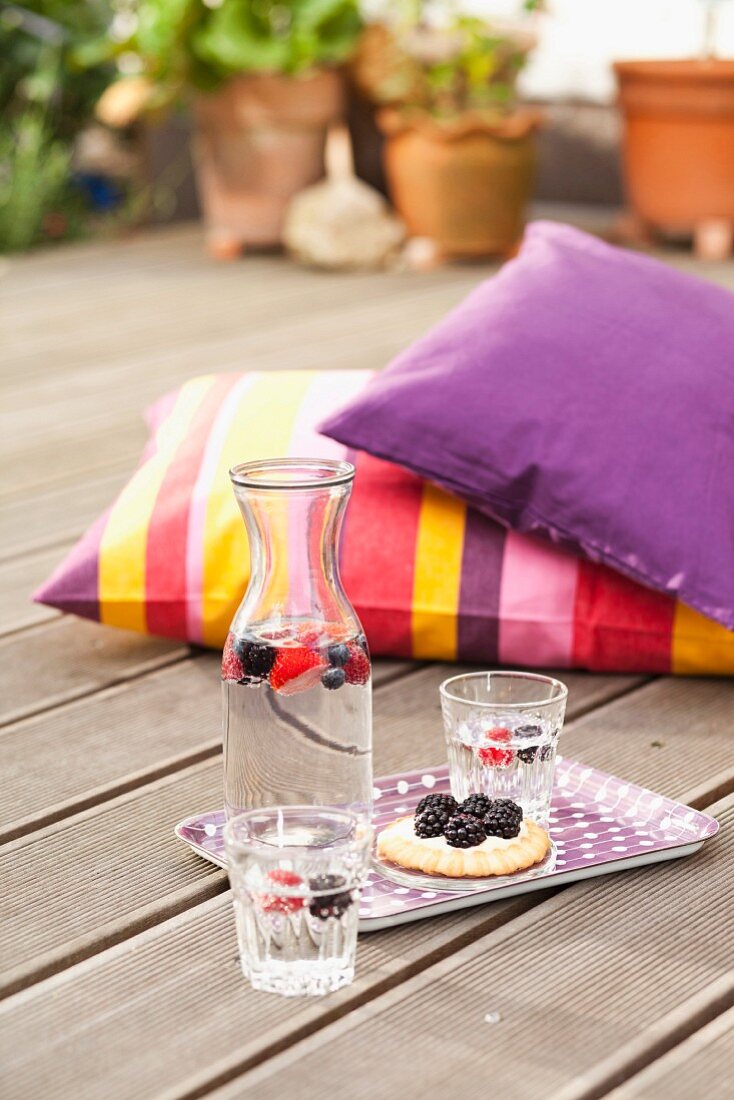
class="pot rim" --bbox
[614,58,734,82]
[377,105,542,142]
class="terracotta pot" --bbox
[614,60,734,255]
[194,70,344,256]
[377,108,540,258]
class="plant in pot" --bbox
[614,0,734,259]
[97,0,363,257]
[351,1,541,259]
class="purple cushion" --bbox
[321,221,734,629]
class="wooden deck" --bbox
[1,225,733,1099]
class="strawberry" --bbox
[259,869,306,914]
[477,726,515,768]
[269,646,327,695]
[343,643,370,686]
[221,633,245,682]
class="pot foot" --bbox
[613,210,656,248]
[401,237,446,271]
[694,220,733,261]
[206,232,245,261]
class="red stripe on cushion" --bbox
[573,559,674,673]
[145,374,240,640]
[341,452,423,658]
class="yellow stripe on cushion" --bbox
[411,483,466,660]
[98,376,217,632]
[200,371,316,646]
[672,602,734,676]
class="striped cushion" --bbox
[34,370,734,674]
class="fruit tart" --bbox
[376,794,550,878]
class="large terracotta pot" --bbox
[194,70,344,257]
[377,108,540,258]
[614,60,734,256]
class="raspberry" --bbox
[343,643,370,685]
[259,869,306,914]
[221,633,245,682]
[269,646,327,695]
[477,726,515,768]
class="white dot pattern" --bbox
[176,757,719,929]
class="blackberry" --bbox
[322,666,346,690]
[327,643,350,668]
[415,792,458,818]
[308,874,353,919]
[235,640,277,679]
[444,813,486,849]
[539,744,553,762]
[516,725,542,764]
[483,799,522,839]
[459,793,495,819]
[515,724,542,738]
[414,806,452,838]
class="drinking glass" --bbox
[224,806,373,997]
[440,671,568,827]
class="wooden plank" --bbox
[0,284,478,497]
[0,671,716,1001]
[0,545,64,635]
[208,795,734,1100]
[0,655,415,842]
[0,470,128,558]
[0,618,186,727]
[605,1005,734,1100]
[1,791,729,1100]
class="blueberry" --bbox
[327,643,350,667]
[322,667,346,690]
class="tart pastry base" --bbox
[377,816,551,878]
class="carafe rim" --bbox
[230,457,355,491]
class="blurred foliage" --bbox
[97,0,364,111]
[353,3,539,120]
[0,1,116,251]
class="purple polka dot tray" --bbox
[175,757,719,931]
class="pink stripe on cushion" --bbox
[286,372,374,604]
[146,375,241,640]
[498,530,579,667]
[185,374,259,643]
[288,371,373,459]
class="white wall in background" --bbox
[453,0,734,101]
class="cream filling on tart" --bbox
[385,814,529,851]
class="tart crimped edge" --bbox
[376,815,550,878]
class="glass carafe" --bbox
[222,459,372,822]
